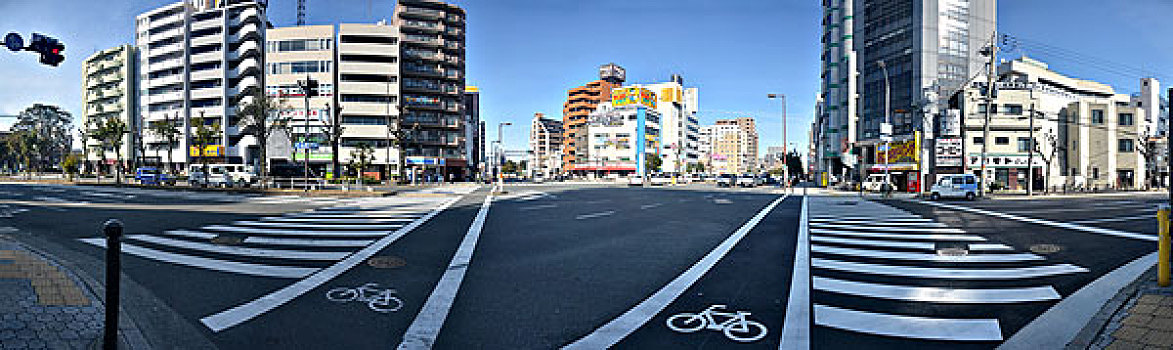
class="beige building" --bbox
[710,117,758,174]
[82,45,138,172]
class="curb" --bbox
[1067,265,1157,349]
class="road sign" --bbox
[294,142,319,150]
[4,33,23,52]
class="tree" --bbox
[237,92,290,187]
[77,126,91,175]
[786,151,804,178]
[191,114,222,176]
[645,155,663,173]
[686,162,706,173]
[347,142,375,182]
[148,113,183,175]
[502,160,518,174]
[93,117,129,184]
[61,153,81,182]
[12,104,72,172]
[7,130,39,177]
[1034,132,1065,193]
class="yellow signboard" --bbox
[659,87,681,103]
[611,87,657,109]
[189,145,225,157]
[875,133,920,164]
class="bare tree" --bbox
[148,113,182,175]
[237,92,290,187]
[1033,131,1065,193]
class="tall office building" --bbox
[563,63,625,173]
[814,0,858,181]
[464,86,481,179]
[81,45,138,173]
[394,0,468,180]
[629,74,699,173]
[136,0,267,169]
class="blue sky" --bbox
[1,0,1172,154]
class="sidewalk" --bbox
[0,237,147,349]
[1079,266,1173,350]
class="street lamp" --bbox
[878,60,892,196]
[768,93,787,190]
[497,122,511,191]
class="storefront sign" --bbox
[189,145,224,157]
[935,138,962,167]
[612,87,657,109]
[966,154,1044,168]
[876,138,919,164]
[406,156,445,166]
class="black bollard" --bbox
[102,219,123,350]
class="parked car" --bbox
[862,174,893,192]
[737,174,763,187]
[930,174,979,201]
[626,175,644,186]
[134,167,175,186]
[187,165,234,188]
[649,173,672,186]
[716,174,736,187]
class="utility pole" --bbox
[1167,87,1172,205]
[879,61,892,195]
[1027,89,1036,196]
[768,94,787,190]
[298,75,318,186]
[979,32,998,196]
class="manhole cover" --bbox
[937,247,969,256]
[211,236,243,246]
[368,256,406,269]
[1030,244,1063,254]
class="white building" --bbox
[81,45,138,173]
[1133,78,1166,137]
[585,92,662,176]
[528,113,563,178]
[629,74,699,173]
[136,0,266,170]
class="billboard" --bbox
[935,138,963,167]
[189,145,225,157]
[611,87,657,109]
[659,87,682,103]
[875,137,919,165]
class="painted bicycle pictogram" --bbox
[326,283,403,313]
[666,304,768,342]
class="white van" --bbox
[188,164,257,188]
[930,174,979,201]
[862,174,892,192]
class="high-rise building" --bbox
[81,45,138,173]
[394,0,468,180]
[528,113,563,178]
[815,0,858,182]
[709,117,758,174]
[629,74,699,173]
[464,86,481,179]
[563,63,625,173]
[136,0,267,169]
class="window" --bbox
[1092,167,1100,179]
[341,95,395,103]
[1119,113,1134,126]
[1091,109,1104,124]
[952,177,964,185]
[340,54,396,63]
[975,104,987,114]
[339,35,397,45]
[973,136,984,144]
[341,116,388,125]
[341,139,389,148]
[1017,137,1032,152]
[995,137,1010,145]
[1119,139,1135,152]
[341,74,396,83]
[266,61,331,74]
[966,176,975,185]
[1002,104,1023,115]
[267,39,332,53]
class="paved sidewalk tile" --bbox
[0,241,103,349]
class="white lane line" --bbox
[781,196,810,350]
[520,204,557,211]
[812,245,1044,263]
[200,196,462,332]
[1072,215,1152,224]
[79,238,316,278]
[814,304,1003,341]
[564,195,788,349]
[812,236,936,251]
[1006,205,1154,214]
[639,203,663,210]
[809,220,946,227]
[813,276,1061,303]
[812,258,1088,279]
[810,216,925,221]
[812,228,985,242]
[204,225,391,237]
[127,235,348,261]
[258,217,416,223]
[575,210,616,220]
[398,195,492,349]
[968,243,1014,251]
[916,200,1156,242]
[231,221,405,229]
[809,223,964,233]
[243,236,374,248]
[1000,252,1158,349]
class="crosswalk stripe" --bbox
[812,245,1045,263]
[814,304,1003,341]
[810,217,934,222]
[810,223,965,233]
[812,236,936,250]
[79,238,317,279]
[813,276,1061,303]
[127,235,349,261]
[811,228,985,241]
[242,236,374,248]
[968,243,1014,251]
[163,230,218,239]
[204,225,391,237]
[809,220,946,227]
[231,221,405,229]
[260,217,416,223]
[812,258,1088,279]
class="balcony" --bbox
[401,19,442,32]
[401,7,444,19]
[444,27,463,37]
[444,41,462,50]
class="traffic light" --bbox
[28,33,64,67]
[299,78,319,97]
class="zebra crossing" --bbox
[808,196,1088,343]
[78,196,454,279]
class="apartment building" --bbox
[265,25,336,175]
[528,113,563,178]
[394,0,469,180]
[629,74,699,173]
[563,63,625,173]
[713,117,758,174]
[697,125,714,170]
[464,86,481,179]
[81,45,138,173]
[814,0,858,182]
[136,0,267,170]
[584,88,662,177]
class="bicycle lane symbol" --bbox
[326,283,404,313]
[666,304,769,343]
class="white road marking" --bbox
[809,223,964,233]
[814,304,1002,341]
[243,236,374,248]
[564,195,788,349]
[812,258,1088,279]
[812,236,937,251]
[575,211,616,220]
[204,225,391,237]
[1071,215,1152,224]
[161,230,217,239]
[809,219,946,227]
[813,276,1061,303]
[259,217,416,223]
[126,235,348,261]
[519,204,557,211]
[916,200,1156,242]
[79,238,316,278]
[781,196,810,350]
[968,243,1014,251]
[399,195,492,349]
[200,196,461,332]
[810,216,927,222]
[812,245,1044,262]
[1000,252,1158,349]
[231,221,406,229]
[812,228,986,241]
[639,203,663,210]
[713,198,732,204]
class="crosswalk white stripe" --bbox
[204,225,391,236]
[1072,215,1152,224]
[811,236,937,251]
[809,220,946,227]
[259,217,416,223]
[162,230,218,239]
[809,223,965,233]
[127,235,348,261]
[231,221,405,229]
[79,238,316,278]
[812,258,1088,279]
[243,236,373,248]
[812,245,1044,263]
[968,243,1014,251]
[810,217,934,222]
[812,228,985,241]
[916,200,1156,242]
[813,276,1061,303]
[814,304,1003,341]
